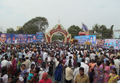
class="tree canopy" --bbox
[68,25,82,39]
[6,28,16,33]
[92,24,114,39]
[22,17,49,34]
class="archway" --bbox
[45,24,71,43]
[52,32,64,42]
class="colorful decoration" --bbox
[45,24,71,43]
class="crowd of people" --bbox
[0,42,120,83]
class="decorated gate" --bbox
[45,24,71,43]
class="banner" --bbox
[74,35,96,44]
[36,32,44,42]
[0,33,40,44]
[104,39,120,50]
[96,39,104,47]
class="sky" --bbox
[0,0,120,33]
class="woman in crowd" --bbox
[54,60,63,83]
[11,78,19,83]
[11,55,17,76]
[33,67,40,83]
[39,72,52,83]
[103,60,110,83]
[21,64,27,83]
[93,61,104,83]
[108,68,119,83]
[109,59,116,73]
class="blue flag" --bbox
[82,23,88,31]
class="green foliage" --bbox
[22,17,49,34]
[52,35,64,41]
[16,28,24,34]
[92,24,114,39]
[6,28,16,33]
[68,25,82,39]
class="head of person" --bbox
[34,67,40,73]
[0,34,6,43]
[112,68,117,74]
[97,61,101,66]
[42,73,48,81]
[21,64,26,70]
[30,70,34,74]
[77,62,81,67]
[1,67,7,77]
[15,69,21,77]
[11,78,19,83]
[81,59,85,63]
[31,64,35,70]
[8,76,13,83]
[91,59,95,63]
[110,59,114,65]
[106,60,110,66]
[79,67,84,76]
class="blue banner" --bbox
[36,32,44,42]
[74,35,96,44]
[104,39,120,50]
[0,33,39,44]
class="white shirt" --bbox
[1,60,8,68]
[90,53,96,60]
[54,58,59,67]
[43,52,48,62]
[73,67,79,80]
[39,71,45,81]
[2,74,8,83]
[65,59,74,68]
[114,59,120,68]
[81,62,89,76]
[85,57,90,63]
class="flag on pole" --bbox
[82,23,88,31]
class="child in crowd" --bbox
[27,70,34,83]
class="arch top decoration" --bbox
[45,24,71,43]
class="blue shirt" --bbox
[27,73,33,80]
[77,57,82,63]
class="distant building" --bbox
[113,30,120,39]
[16,26,22,30]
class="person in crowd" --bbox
[22,55,31,69]
[74,67,90,83]
[65,63,73,83]
[39,72,52,83]
[27,70,34,83]
[1,56,8,68]
[15,69,24,83]
[8,76,13,83]
[54,60,63,83]
[89,59,96,83]
[21,64,27,83]
[109,59,116,73]
[93,61,104,83]
[81,59,89,76]
[114,56,120,75]
[103,60,110,83]
[108,68,119,83]
[32,67,40,83]
[73,62,81,80]
[11,78,19,83]
[11,55,17,76]
[39,68,45,81]
[1,67,8,83]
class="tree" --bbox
[92,24,114,39]
[16,28,24,34]
[6,28,15,33]
[68,25,82,39]
[23,17,49,34]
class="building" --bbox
[113,30,120,39]
[16,26,22,30]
